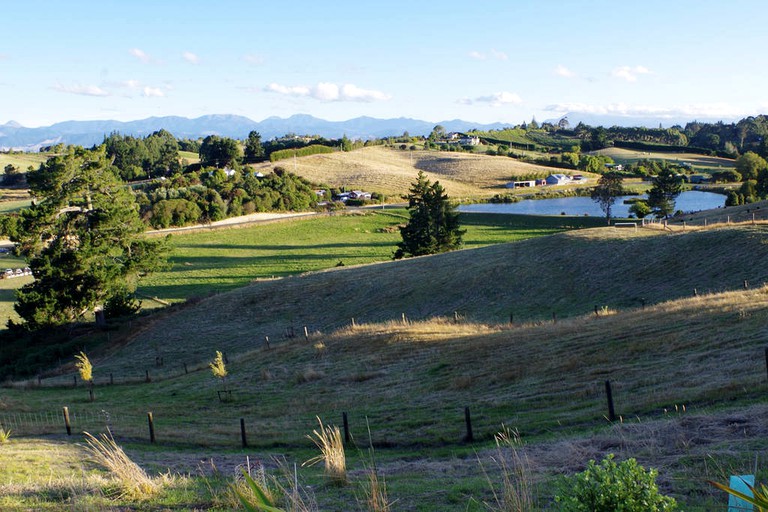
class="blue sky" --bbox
[1,0,767,127]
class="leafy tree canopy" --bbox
[11,146,168,329]
[590,172,624,223]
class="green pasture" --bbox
[592,147,736,172]
[137,211,603,303]
[0,151,48,171]
[0,211,602,328]
[0,198,32,213]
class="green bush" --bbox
[554,454,677,511]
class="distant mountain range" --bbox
[0,112,745,152]
[0,114,512,152]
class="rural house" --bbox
[546,174,571,185]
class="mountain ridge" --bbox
[0,114,511,151]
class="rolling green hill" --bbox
[73,224,768,379]
[3,223,768,510]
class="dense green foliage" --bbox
[269,144,335,162]
[555,455,677,511]
[647,169,684,218]
[11,146,167,329]
[394,171,464,258]
[103,130,181,180]
[199,135,241,168]
[243,130,264,163]
[135,167,318,228]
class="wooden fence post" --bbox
[264,336,270,350]
[464,406,474,442]
[605,380,616,422]
[147,412,155,443]
[764,347,768,382]
[63,406,72,436]
[509,312,514,325]
[183,363,188,374]
[109,373,114,385]
[145,370,151,383]
[240,418,248,448]
[342,412,350,445]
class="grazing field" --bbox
[0,198,31,213]
[591,147,736,171]
[0,151,48,171]
[178,150,200,164]
[137,211,604,303]
[250,145,582,198]
[3,279,768,509]
[0,211,604,328]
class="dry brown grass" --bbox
[83,431,159,499]
[479,426,536,512]
[250,146,580,198]
[303,417,347,485]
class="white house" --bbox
[459,136,480,146]
[546,174,571,185]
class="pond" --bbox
[458,191,726,218]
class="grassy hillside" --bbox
[0,151,48,171]
[3,277,768,509]
[250,146,580,198]
[591,147,736,171]
[64,224,768,382]
[0,211,603,328]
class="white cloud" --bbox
[52,83,110,97]
[491,49,508,61]
[182,51,200,64]
[129,48,152,63]
[265,82,311,96]
[459,91,522,107]
[142,86,165,97]
[611,65,650,82]
[555,64,576,78]
[544,101,744,119]
[265,82,391,102]
[340,83,391,102]
[243,53,265,65]
[468,51,487,61]
[315,82,339,101]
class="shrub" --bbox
[554,454,676,511]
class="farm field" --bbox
[0,211,604,328]
[0,151,48,172]
[3,225,768,509]
[591,146,736,171]
[250,145,584,198]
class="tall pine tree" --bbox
[394,171,464,259]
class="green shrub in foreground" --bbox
[554,454,677,511]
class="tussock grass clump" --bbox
[303,417,347,485]
[479,425,536,512]
[0,425,10,443]
[74,351,93,383]
[83,431,159,499]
